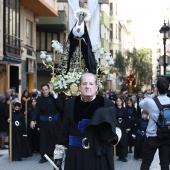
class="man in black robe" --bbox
[54,73,119,170]
[30,84,63,163]
[58,13,96,74]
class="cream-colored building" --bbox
[0,0,67,96]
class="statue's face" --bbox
[78,13,84,20]
[78,13,84,25]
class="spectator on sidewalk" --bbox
[140,77,170,170]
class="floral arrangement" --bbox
[53,71,82,93]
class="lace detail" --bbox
[57,40,88,74]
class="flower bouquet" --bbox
[53,71,82,94]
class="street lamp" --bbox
[159,20,170,75]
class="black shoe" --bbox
[128,149,133,153]
[13,158,22,161]
[117,157,122,161]
[121,158,128,162]
[39,157,47,163]
[17,158,22,161]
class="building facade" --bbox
[0,0,60,97]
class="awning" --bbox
[20,0,58,16]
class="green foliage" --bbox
[125,48,152,86]
[114,51,129,75]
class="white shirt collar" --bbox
[81,95,96,102]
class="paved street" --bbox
[0,148,162,170]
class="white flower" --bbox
[51,40,59,48]
[99,48,104,55]
[109,58,114,65]
[105,53,111,61]
[40,51,47,59]
[46,55,52,62]
[59,49,63,54]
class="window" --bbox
[26,20,33,46]
[110,3,113,16]
[110,50,113,57]
[4,0,20,56]
[110,24,113,40]
[116,3,117,16]
[5,0,20,37]
[36,31,59,52]
[116,24,117,39]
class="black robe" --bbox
[57,21,96,74]
[134,118,149,159]
[11,110,32,161]
[126,106,138,147]
[115,106,129,158]
[0,102,8,133]
[31,95,63,157]
[58,95,116,170]
[27,107,40,153]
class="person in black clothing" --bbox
[136,91,144,119]
[54,73,118,170]
[8,102,32,161]
[133,110,149,160]
[30,84,63,163]
[109,90,116,102]
[27,98,40,153]
[115,97,130,162]
[0,95,8,149]
[125,97,138,153]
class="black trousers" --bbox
[140,136,170,170]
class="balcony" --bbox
[100,11,110,29]
[3,34,21,63]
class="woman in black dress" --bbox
[115,97,130,162]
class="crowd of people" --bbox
[0,75,169,170]
[103,89,150,162]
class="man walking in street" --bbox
[30,84,63,163]
[139,77,170,170]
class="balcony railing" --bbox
[4,34,21,58]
